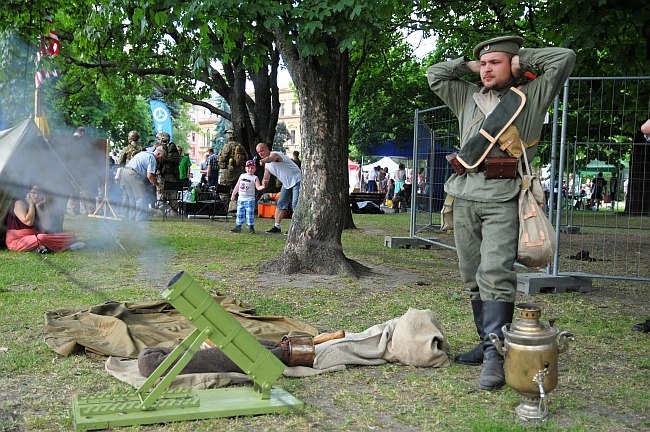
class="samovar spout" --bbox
[533,362,550,416]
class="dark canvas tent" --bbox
[0,118,104,246]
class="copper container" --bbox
[489,303,573,421]
[275,335,315,367]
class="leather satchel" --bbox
[456,87,526,169]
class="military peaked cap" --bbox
[474,35,524,59]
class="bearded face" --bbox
[480,52,515,91]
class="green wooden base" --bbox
[73,386,304,431]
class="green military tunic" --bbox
[118,143,143,165]
[428,48,576,202]
[427,47,575,301]
[218,139,247,187]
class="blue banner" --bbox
[150,100,173,141]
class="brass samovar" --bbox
[489,303,574,421]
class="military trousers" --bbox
[452,196,518,302]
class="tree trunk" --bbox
[267,40,363,276]
[220,46,281,158]
[248,43,281,154]
[625,142,650,215]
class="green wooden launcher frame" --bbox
[72,271,304,431]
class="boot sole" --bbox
[454,358,483,366]
[479,382,505,391]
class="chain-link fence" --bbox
[412,76,650,281]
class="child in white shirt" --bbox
[230,160,265,233]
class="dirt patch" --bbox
[254,262,430,291]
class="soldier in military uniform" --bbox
[117,131,144,217]
[155,132,181,213]
[218,129,248,194]
[118,130,143,165]
[427,36,575,390]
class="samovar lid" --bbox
[508,303,556,336]
[517,303,541,320]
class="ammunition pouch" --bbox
[446,153,466,175]
[484,157,519,179]
[497,125,540,159]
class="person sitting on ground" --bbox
[230,160,266,234]
[5,186,85,253]
[392,183,412,213]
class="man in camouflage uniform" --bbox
[218,129,248,192]
[118,130,143,165]
[117,130,144,217]
[155,132,181,213]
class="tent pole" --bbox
[89,139,121,221]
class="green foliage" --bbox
[273,121,290,152]
[544,0,649,76]
[171,101,200,150]
[417,0,648,77]
[263,0,414,63]
[0,27,45,127]
[349,36,441,154]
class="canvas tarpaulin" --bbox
[43,296,319,359]
[105,307,451,390]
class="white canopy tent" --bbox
[362,156,400,176]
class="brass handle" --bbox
[557,331,575,354]
[488,333,505,355]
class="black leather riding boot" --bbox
[454,299,484,365]
[479,300,514,390]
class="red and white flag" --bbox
[35,14,62,88]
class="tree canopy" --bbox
[2,0,649,268]
[348,35,440,157]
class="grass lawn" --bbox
[0,212,648,431]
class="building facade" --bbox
[187,88,301,163]
[277,87,301,156]
[187,100,222,163]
